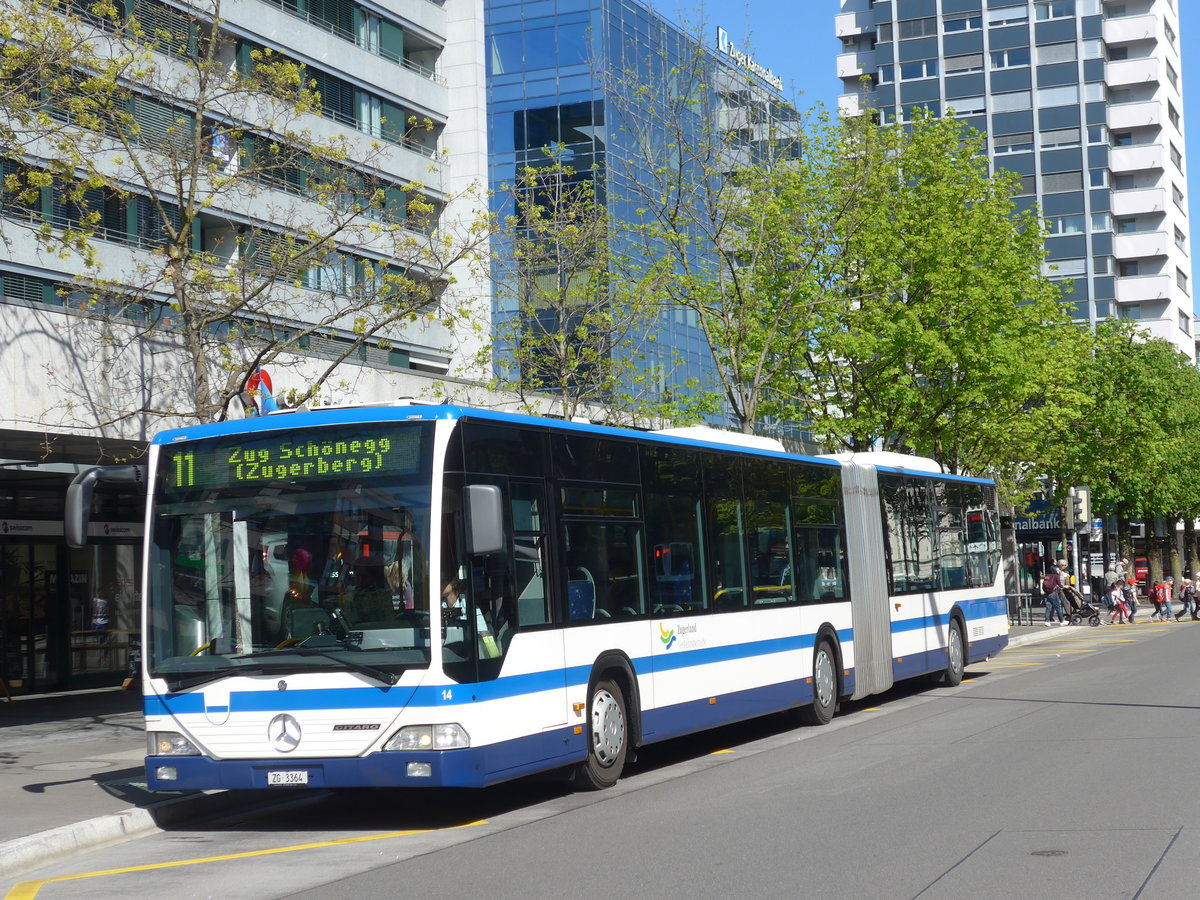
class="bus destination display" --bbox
[166,426,426,493]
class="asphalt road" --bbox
[7,622,1200,900]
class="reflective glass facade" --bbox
[486,0,785,407]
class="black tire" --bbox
[937,618,965,687]
[1089,614,1101,627]
[1070,613,1082,626]
[800,639,838,725]
[574,678,628,790]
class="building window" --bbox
[1091,212,1110,232]
[991,47,1031,69]
[1179,312,1191,335]
[877,22,893,42]
[949,97,985,116]
[1169,103,1181,130]
[1115,217,1138,234]
[899,58,938,80]
[988,7,1028,26]
[1173,184,1185,209]
[898,17,937,40]
[1122,303,1141,320]
[1107,46,1128,62]
[1177,268,1189,293]
[1035,1,1077,21]
[1046,214,1085,235]
[1038,85,1080,107]
[1112,132,1134,147]
[992,91,1032,112]
[1089,169,1108,187]
[945,54,983,74]
[944,14,982,33]
[1042,127,1080,148]
[1170,143,1183,171]
[1039,42,1078,65]
[1167,62,1179,90]
[878,65,894,84]
[995,132,1034,154]
[1087,125,1107,144]
[1043,171,1083,193]
[1175,227,1187,251]
[1118,260,1140,277]
[1093,255,1112,275]
[1164,20,1176,48]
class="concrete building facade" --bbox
[837,0,1195,356]
[0,0,490,694]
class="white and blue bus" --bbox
[72,403,1007,791]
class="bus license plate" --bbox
[267,770,308,786]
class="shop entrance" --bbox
[0,541,140,694]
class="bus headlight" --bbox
[149,732,201,756]
[384,724,470,751]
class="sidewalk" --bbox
[0,687,271,880]
[0,623,1063,881]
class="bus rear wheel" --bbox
[574,678,628,790]
[800,639,837,726]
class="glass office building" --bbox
[486,0,796,410]
[837,0,1195,358]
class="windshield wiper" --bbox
[165,664,268,693]
[235,647,399,686]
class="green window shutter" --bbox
[380,99,406,144]
[379,19,404,64]
[383,185,406,223]
[236,42,254,77]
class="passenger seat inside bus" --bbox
[568,568,596,620]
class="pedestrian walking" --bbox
[1041,562,1068,626]
[1152,576,1175,622]
[1176,575,1198,621]
[1107,581,1128,624]
[1123,578,1139,624]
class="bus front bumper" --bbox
[145,749,489,791]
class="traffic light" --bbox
[1063,490,1076,530]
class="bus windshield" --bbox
[147,422,435,688]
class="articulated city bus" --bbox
[70,403,1008,791]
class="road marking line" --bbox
[3,820,487,900]
[712,749,734,755]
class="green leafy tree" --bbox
[1,0,487,426]
[480,151,673,423]
[797,111,1072,483]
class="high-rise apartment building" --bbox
[837,0,1195,357]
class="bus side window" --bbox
[642,445,706,616]
[704,456,747,611]
[510,482,549,633]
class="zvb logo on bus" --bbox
[659,623,677,650]
[659,621,705,652]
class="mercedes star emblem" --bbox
[268,713,302,753]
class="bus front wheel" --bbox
[937,619,965,687]
[800,639,837,726]
[575,678,628,790]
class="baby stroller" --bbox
[1063,584,1101,626]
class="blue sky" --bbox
[649,0,1199,312]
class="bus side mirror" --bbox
[464,484,504,555]
[65,465,145,549]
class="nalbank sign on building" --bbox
[716,27,784,92]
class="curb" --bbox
[0,789,278,881]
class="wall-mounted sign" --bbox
[716,27,784,92]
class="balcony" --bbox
[835,9,874,38]
[1115,273,1173,303]
[1108,100,1162,131]
[1105,58,1161,89]
[837,50,876,80]
[1103,14,1159,45]
[1110,144,1165,174]
[1112,187,1166,216]
[1114,231,1170,260]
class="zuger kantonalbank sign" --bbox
[716,27,784,92]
